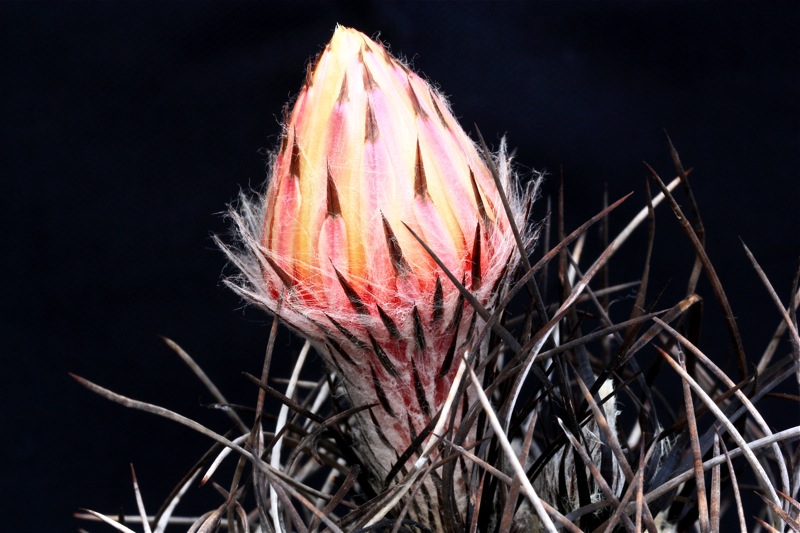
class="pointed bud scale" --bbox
[228,25,531,528]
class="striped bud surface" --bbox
[229,25,529,529]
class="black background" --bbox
[3,2,798,531]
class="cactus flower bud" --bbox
[228,26,530,527]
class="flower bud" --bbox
[228,25,530,527]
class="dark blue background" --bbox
[3,2,798,530]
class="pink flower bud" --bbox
[228,25,531,526]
